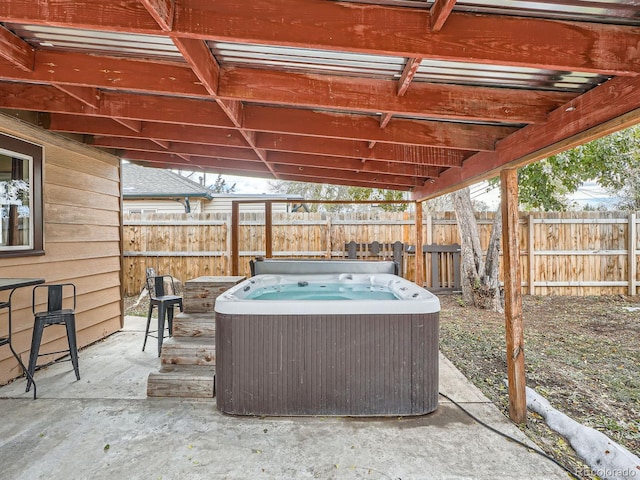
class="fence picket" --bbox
[122,211,640,297]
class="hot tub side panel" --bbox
[215,313,439,416]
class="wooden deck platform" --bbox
[146,275,244,398]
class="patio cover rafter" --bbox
[2,0,639,74]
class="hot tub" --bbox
[215,266,440,417]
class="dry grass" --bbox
[439,294,640,479]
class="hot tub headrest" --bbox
[250,258,399,276]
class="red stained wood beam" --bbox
[0,51,208,98]
[256,133,468,167]
[276,173,412,192]
[266,151,440,178]
[56,116,469,167]
[52,84,100,109]
[271,163,421,188]
[397,58,422,97]
[0,24,34,72]
[0,82,233,127]
[48,114,251,148]
[132,3,272,174]
[412,75,640,200]
[19,86,515,150]
[0,51,572,123]
[140,0,175,31]
[132,160,275,179]
[217,99,242,128]
[380,113,393,128]
[91,136,260,161]
[172,37,220,95]
[114,118,143,133]
[219,67,572,124]
[72,118,469,167]
[244,106,516,151]
[430,0,457,32]
[3,1,639,74]
[151,139,170,149]
[123,150,272,172]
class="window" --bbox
[0,134,43,256]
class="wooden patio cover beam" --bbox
[90,132,468,168]
[1,83,516,150]
[0,23,34,71]
[430,0,457,31]
[91,137,261,161]
[2,0,639,75]
[128,156,415,191]
[121,149,431,186]
[122,148,440,181]
[0,52,573,124]
[49,115,250,148]
[139,0,277,177]
[412,75,640,200]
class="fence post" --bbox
[415,201,424,286]
[231,201,239,276]
[265,201,273,259]
[225,212,232,276]
[325,214,332,258]
[528,214,535,295]
[629,213,637,296]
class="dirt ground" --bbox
[438,294,640,479]
[125,294,639,478]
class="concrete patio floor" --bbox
[0,316,568,480]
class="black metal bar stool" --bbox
[26,283,80,393]
[143,275,183,356]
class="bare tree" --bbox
[452,187,503,312]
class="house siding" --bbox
[0,114,122,384]
[124,199,197,214]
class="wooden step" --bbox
[172,312,216,338]
[160,336,215,366]
[147,364,215,398]
[183,275,245,313]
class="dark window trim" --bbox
[0,133,44,257]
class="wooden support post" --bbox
[224,214,232,276]
[415,201,424,286]
[325,214,332,259]
[265,200,273,259]
[500,169,527,425]
[231,200,239,276]
[528,215,535,295]
[629,213,637,296]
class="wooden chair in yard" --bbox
[143,273,183,357]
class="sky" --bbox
[222,175,275,194]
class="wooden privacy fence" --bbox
[122,211,640,297]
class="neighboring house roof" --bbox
[122,163,212,199]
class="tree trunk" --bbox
[452,187,503,312]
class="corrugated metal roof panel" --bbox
[334,0,640,25]
[414,59,610,92]
[209,41,405,79]
[4,23,183,60]
[455,0,640,25]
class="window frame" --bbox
[0,133,44,257]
